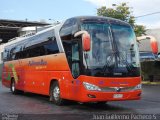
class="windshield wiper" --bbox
[102,51,136,75]
[102,52,116,74]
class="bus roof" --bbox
[4,16,131,51]
[70,16,131,26]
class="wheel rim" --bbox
[53,86,60,101]
[12,82,15,92]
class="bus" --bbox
[1,16,141,105]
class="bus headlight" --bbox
[134,84,142,90]
[83,82,101,91]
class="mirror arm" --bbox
[74,30,89,37]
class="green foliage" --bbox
[134,25,146,37]
[97,2,146,37]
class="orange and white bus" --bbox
[2,16,141,105]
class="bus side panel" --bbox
[2,53,74,99]
[2,60,21,89]
[2,62,10,88]
[15,53,71,96]
[40,53,71,96]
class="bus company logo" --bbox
[75,79,80,85]
[115,87,121,92]
[99,80,104,85]
[28,59,47,66]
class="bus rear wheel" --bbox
[10,79,18,94]
[50,81,65,106]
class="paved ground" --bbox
[0,82,160,120]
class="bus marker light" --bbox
[87,94,96,98]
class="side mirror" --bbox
[74,31,91,51]
[137,35,158,54]
[151,38,158,54]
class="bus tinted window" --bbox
[14,40,59,59]
[3,50,7,61]
[44,41,59,55]
[60,18,76,38]
[28,45,46,58]
[5,39,59,61]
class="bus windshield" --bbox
[81,22,140,77]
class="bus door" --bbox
[64,40,81,99]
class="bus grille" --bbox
[100,86,135,92]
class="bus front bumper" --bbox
[78,90,141,102]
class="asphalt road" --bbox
[0,82,160,120]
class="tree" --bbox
[97,3,146,37]
[134,25,146,37]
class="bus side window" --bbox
[3,49,10,61]
[71,42,80,78]
[23,39,59,58]
[60,18,76,40]
[15,52,20,60]
[7,50,10,61]
[1,52,3,62]
[44,40,59,55]
[3,51,7,62]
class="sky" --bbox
[1,0,160,29]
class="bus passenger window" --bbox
[44,41,59,55]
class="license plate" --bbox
[113,94,123,98]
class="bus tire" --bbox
[50,81,65,106]
[10,79,18,94]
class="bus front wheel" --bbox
[50,81,65,105]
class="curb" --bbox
[142,81,160,85]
